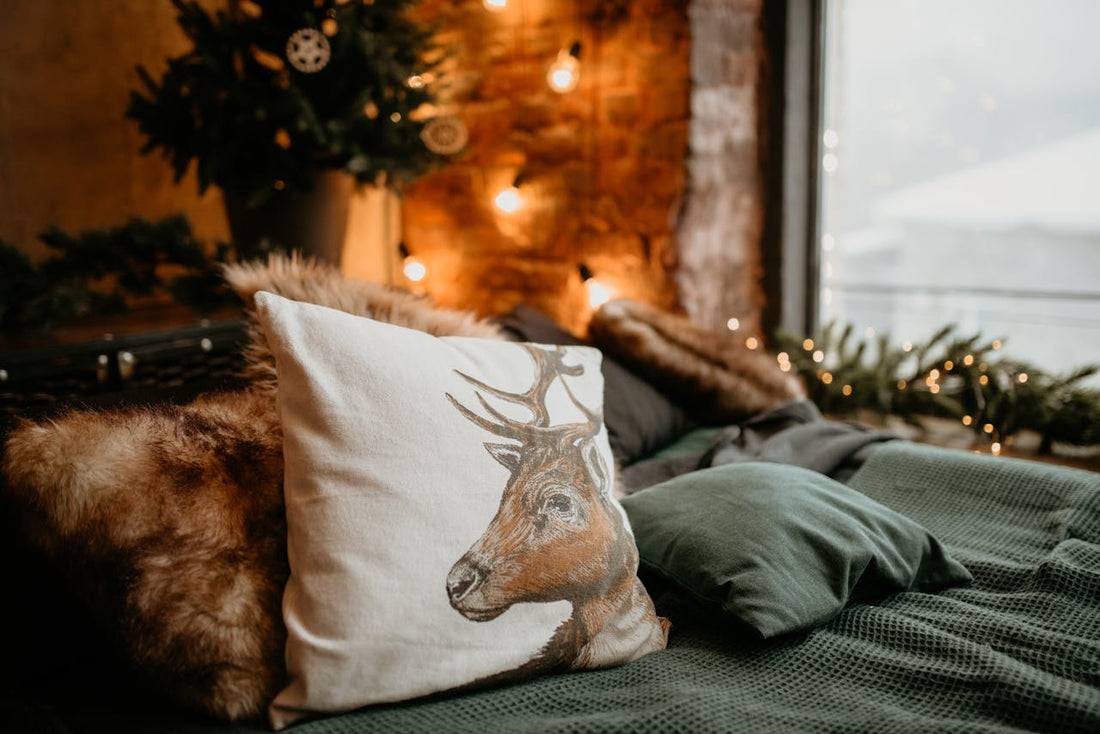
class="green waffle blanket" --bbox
[280,442,1098,733]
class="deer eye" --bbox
[543,492,575,517]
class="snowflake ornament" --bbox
[420,115,469,155]
[286,28,331,73]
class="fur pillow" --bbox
[1,256,507,721]
[222,253,504,390]
[588,299,806,424]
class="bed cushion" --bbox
[496,305,693,465]
[255,292,668,729]
[620,461,971,637]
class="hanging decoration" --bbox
[772,323,1100,452]
[286,28,331,73]
[420,115,469,156]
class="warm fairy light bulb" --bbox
[483,0,507,11]
[586,279,612,307]
[578,264,613,308]
[399,242,426,283]
[727,317,740,331]
[494,186,522,213]
[403,256,426,282]
[547,42,581,93]
[745,337,760,350]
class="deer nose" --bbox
[446,561,482,605]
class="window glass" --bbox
[819,0,1100,378]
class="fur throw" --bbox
[222,253,504,389]
[1,255,507,721]
[3,389,286,720]
[589,298,806,424]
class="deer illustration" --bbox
[445,344,669,679]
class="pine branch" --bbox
[0,216,237,334]
[774,324,1100,450]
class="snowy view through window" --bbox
[819,0,1100,381]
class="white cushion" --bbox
[255,292,668,729]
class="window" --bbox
[814,0,1100,377]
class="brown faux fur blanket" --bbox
[589,298,806,424]
[222,252,504,390]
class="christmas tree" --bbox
[127,0,450,208]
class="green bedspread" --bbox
[288,442,1099,733]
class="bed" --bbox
[2,259,1097,733]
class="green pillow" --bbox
[620,461,971,637]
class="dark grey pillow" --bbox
[620,461,972,637]
[496,305,693,465]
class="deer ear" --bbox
[581,441,610,495]
[484,442,522,472]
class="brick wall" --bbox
[404,0,693,334]
[404,0,768,336]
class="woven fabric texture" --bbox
[289,441,1099,733]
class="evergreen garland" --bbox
[773,323,1100,452]
[127,0,449,207]
[0,216,234,334]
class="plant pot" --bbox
[223,171,355,265]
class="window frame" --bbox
[762,0,826,340]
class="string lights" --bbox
[772,323,1100,455]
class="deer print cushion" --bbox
[254,292,669,730]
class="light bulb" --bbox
[403,256,426,282]
[494,186,522,213]
[585,278,612,308]
[547,43,581,93]
[398,242,426,283]
[578,264,613,308]
[483,0,507,11]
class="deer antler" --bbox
[447,345,599,443]
[452,345,580,427]
[559,379,603,444]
